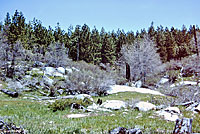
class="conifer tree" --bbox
[54,22,65,43]
[69,25,81,61]
[155,26,167,62]
[101,33,116,64]
[90,27,102,64]
[116,29,126,58]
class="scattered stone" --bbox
[65,67,73,74]
[87,103,99,110]
[159,77,169,84]
[63,75,68,80]
[43,75,54,86]
[135,80,142,88]
[155,105,166,110]
[100,100,126,110]
[165,107,180,114]
[72,67,80,72]
[109,127,127,134]
[44,67,56,76]
[156,107,181,122]
[53,72,64,77]
[56,67,65,74]
[86,103,112,112]
[33,61,44,67]
[7,81,23,90]
[74,94,94,102]
[173,118,193,134]
[31,68,41,72]
[24,75,32,79]
[57,89,64,95]
[29,68,43,76]
[134,101,156,112]
[126,128,142,134]
[109,127,142,134]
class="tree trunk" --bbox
[126,63,130,81]
[1,89,18,98]
[193,25,199,57]
[173,118,193,134]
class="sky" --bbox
[0,0,199,33]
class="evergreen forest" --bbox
[1,10,199,65]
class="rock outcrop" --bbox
[134,101,156,112]
[155,107,181,122]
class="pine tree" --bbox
[155,26,167,62]
[116,29,126,58]
[79,24,91,62]
[148,22,156,41]
[69,25,81,61]
[9,10,26,44]
[54,22,64,43]
[126,31,135,45]
[90,27,102,64]
[165,27,177,61]
[101,33,116,64]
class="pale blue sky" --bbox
[0,0,199,32]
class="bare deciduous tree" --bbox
[44,42,69,67]
[0,35,26,78]
[121,35,162,83]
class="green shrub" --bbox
[48,98,93,112]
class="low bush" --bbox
[62,60,125,96]
[48,98,93,112]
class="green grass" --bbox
[0,92,200,133]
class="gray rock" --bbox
[74,94,94,102]
[44,67,56,76]
[87,103,112,112]
[57,89,64,95]
[65,67,73,74]
[43,75,54,86]
[134,101,156,112]
[126,128,142,134]
[135,80,142,88]
[109,127,142,134]
[33,61,44,67]
[101,100,126,110]
[7,81,23,90]
[109,127,127,134]
[53,72,64,77]
[57,67,65,74]
[72,67,80,72]
[164,107,180,114]
[156,107,181,121]
[31,68,41,72]
[159,77,169,84]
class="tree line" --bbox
[0,10,199,65]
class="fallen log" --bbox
[0,89,18,98]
